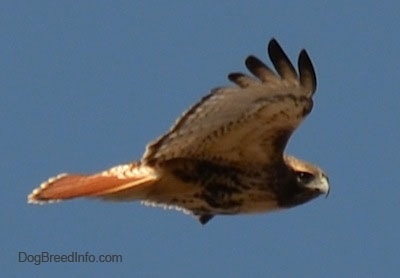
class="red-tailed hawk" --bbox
[28,39,329,224]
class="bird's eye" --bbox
[296,171,314,183]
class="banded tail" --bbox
[28,163,158,204]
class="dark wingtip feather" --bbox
[245,55,267,74]
[244,55,276,82]
[298,49,317,95]
[228,72,259,88]
[268,39,298,80]
[227,72,244,82]
[227,38,317,96]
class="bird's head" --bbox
[280,155,330,207]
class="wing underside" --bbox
[143,39,316,166]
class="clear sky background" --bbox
[2,1,399,277]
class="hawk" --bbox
[28,39,329,224]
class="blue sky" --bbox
[2,1,399,277]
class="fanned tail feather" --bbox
[28,164,158,204]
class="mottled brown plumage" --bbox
[28,39,329,224]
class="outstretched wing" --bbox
[143,39,316,166]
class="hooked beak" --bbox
[320,175,330,198]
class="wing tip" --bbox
[298,49,317,94]
[228,38,316,95]
[269,38,317,95]
[267,38,279,51]
[228,72,259,88]
[267,38,298,80]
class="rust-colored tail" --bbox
[28,163,158,204]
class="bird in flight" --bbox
[28,39,329,224]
